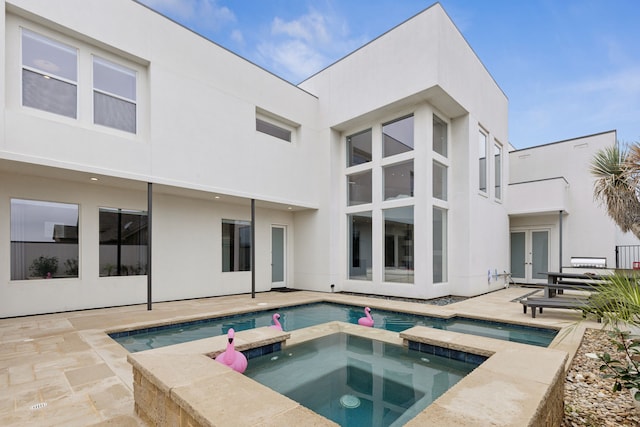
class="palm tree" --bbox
[591,143,640,239]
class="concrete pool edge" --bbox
[128,321,568,426]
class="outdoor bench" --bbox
[521,296,600,321]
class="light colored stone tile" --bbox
[65,363,115,388]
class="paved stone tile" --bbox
[65,363,115,389]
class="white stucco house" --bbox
[1,0,636,318]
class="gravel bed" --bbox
[563,329,640,426]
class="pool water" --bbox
[244,333,478,427]
[111,302,557,352]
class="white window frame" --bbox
[21,28,78,118]
[255,108,298,143]
[93,55,138,133]
[478,128,488,195]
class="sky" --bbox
[137,0,640,150]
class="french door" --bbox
[510,229,549,284]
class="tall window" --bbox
[478,130,488,193]
[222,220,251,272]
[22,29,78,118]
[347,129,372,166]
[433,207,447,283]
[93,56,137,133]
[383,115,414,157]
[349,213,372,280]
[433,115,447,157]
[99,208,147,276]
[384,206,414,283]
[494,142,502,200]
[10,199,79,280]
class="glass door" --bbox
[510,229,549,284]
[271,226,286,287]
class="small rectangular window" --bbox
[93,56,137,133]
[21,29,78,118]
[99,208,147,276]
[256,118,291,142]
[383,115,414,157]
[222,220,251,272]
[347,129,372,166]
[479,130,487,193]
[10,199,79,280]
[433,115,447,157]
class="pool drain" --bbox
[340,394,360,409]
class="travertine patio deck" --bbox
[0,287,598,426]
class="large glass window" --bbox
[433,161,447,201]
[383,115,414,157]
[347,129,372,166]
[99,208,147,276]
[478,130,487,193]
[348,170,372,206]
[494,142,502,200]
[384,206,414,283]
[383,161,414,200]
[433,115,447,157]
[22,29,78,118]
[433,207,447,283]
[349,213,372,281]
[222,220,251,272]
[10,199,79,280]
[93,56,137,133]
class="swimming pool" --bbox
[111,302,557,352]
[244,332,480,427]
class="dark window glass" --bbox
[384,206,414,283]
[347,129,372,166]
[349,213,372,281]
[94,92,136,133]
[222,220,251,272]
[383,115,414,157]
[99,208,147,276]
[22,69,77,118]
[10,199,79,280]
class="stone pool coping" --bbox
[128,320,567,426]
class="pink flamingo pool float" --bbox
[270,313,283,330]
[358,307,374,327]
[214,328,247,373]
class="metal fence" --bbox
[615,245,640,269]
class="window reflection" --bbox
[99,208,147,276]
[383,115,414,157]
[349,213,372,281]
[384,206,414,283]
[10,199,79,280]
[222,219,251,272]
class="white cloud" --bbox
[139,0,235,32]
[230,29,244,45]
[254,7,365,83]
